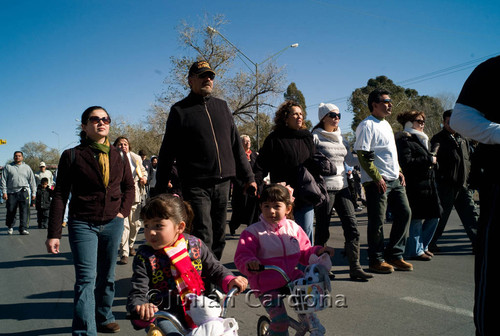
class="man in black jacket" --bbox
[429,109,478,252]
[156,61,256,260]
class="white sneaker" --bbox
[20,230,29,235]
[7,228,13,235]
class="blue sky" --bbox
[1,0,499,165]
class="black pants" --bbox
[229,183,258,233]
[37,208,49,228]
[474,182,498,335]
[314,188,360,247]
[6,190,30,232]
[432,182,478,248]
[182,179,231,260]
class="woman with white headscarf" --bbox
[312,103,372,281]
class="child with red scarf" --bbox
[127,194,247,335]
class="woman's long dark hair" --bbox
[79,106,110,143]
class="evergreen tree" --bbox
[349,76,443,137]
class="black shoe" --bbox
[428,243,440,253]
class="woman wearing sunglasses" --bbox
[395,110,441,261]
[312,103,373,281]
[45,106,135,335]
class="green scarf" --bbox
[87,137,110,187]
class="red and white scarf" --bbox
[164,234,205,327]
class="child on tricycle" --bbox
[127,194,247,335]
[234,184,334,335]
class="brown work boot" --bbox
[130,248,136,256]
[97,322,120,333]
[388,258,413,271]
[118,256,128,265]
[368,261,394,274]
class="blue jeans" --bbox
[293,205,314,244]
[364,179,411,263]
[68,216,124,336]
[405,218,438,257]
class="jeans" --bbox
[405,218,438,257]
[364,179,411,263]
[293,205,314,244]
[314,188,360,247]
[6,190,30,231]
[182,179,230,260]
[68,216,124,336]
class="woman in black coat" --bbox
[395,110,442,261]
[253,100,318,243]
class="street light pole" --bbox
[207,26,298,148]
[51,131,60,153]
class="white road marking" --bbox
[401,297,473,317]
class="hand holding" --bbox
[228,276,248,294]
[246,260,262,272]
[135,303,158,321]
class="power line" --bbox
[397,52,499,86]
[308,52,500,109]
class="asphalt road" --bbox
[0,202,475,335]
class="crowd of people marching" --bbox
[2,56,498,336]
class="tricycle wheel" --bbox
[257,315,271,336]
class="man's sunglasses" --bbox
[88,116,111,125]
[197,72,215,80]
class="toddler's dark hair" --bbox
[140,194,194,233]
[259,184,294,207]
[40,177,49,184]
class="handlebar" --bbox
[128,287,241,334]
[153,311,189,335]
[249,264,291,283]
[221,286,240,318]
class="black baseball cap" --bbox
[188,61,216,77]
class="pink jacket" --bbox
[234,215,321,295]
